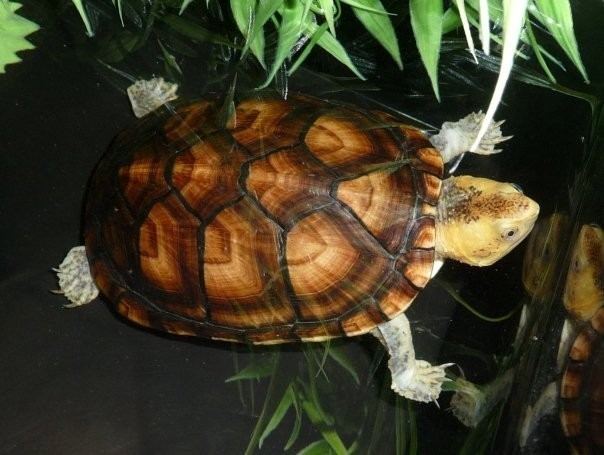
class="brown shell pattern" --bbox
[84,94,443,344]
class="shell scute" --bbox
[336,166,416,254]
[171,131,246,220]
[229,98,319,155]
[305,109,402,175]
[163,100,218,142]
[203,198,295,329]
[286,207,393,321]
[138,193,206,320]
[245,145,334,227]
[118,141,172,215]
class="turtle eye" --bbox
[502,227,519,241]
[511,183,523,193]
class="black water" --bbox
[2,2,604,454]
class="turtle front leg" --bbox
[430,112,511,164]
[52,246,99,308]
[372,314,453,403]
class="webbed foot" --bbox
[373,314,453,403]
[430,111,511,164]
[53,246,99,307]
[127,77,179,118]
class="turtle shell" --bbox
[84,94,443,344]
[560,224,604,453]
[560,306,604,454]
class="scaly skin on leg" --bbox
[372,314,453,403]
[53,246,99,307]
[430,111,511,164]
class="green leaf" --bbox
[303,20,365,80]
[530,0,588,82]
[259,0,306,88]
[441,7,461,34]
[318,0,336,36]
[258,383,296,448]
[112,0,125,27]
[326,345,360,385]
[289,20,329,75]
[0,1,39,73]
[230,0,266,68]
[71,0,93,36]
[297,440,334,455]
[301,399,348,455]
[179,0,195,15]
[284,387,302,450]
[340,0,394,15]
[350,0,402,69]
[225,355,276,382]
[158,39,182,75]
[409,0,443,101]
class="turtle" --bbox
[54,79,540,403]
[560,223,604,454]
[519,223,604,453]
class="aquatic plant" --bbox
[0,1,40,73]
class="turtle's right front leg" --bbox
[372,314,453,403]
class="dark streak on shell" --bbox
[84,94,443,344]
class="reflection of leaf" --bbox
[225,355,276,382]
[326,345,360,385]
[0,1,39,74]
[297,440,335,455]
[258,383,296,448]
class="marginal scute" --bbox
[411,146,444,177]
[377,272,417,318]
[561,409,582,437]
[418,172,442,205]
[100,199,135,272]
[341,305,386,336]
[400,249,435,289]
[163,100,217,141]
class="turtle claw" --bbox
[127,77,179,118]
[390,359,454,403]
[430,111,510,163]
[374,314,453,403]
[54,246,99,307]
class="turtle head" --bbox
[436,175,540,266]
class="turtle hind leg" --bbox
[53,246,99,308]
[430,111,511,164]
[372,314,453,403]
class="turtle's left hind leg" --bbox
[53,246,99,307]
[372,314,453,403]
